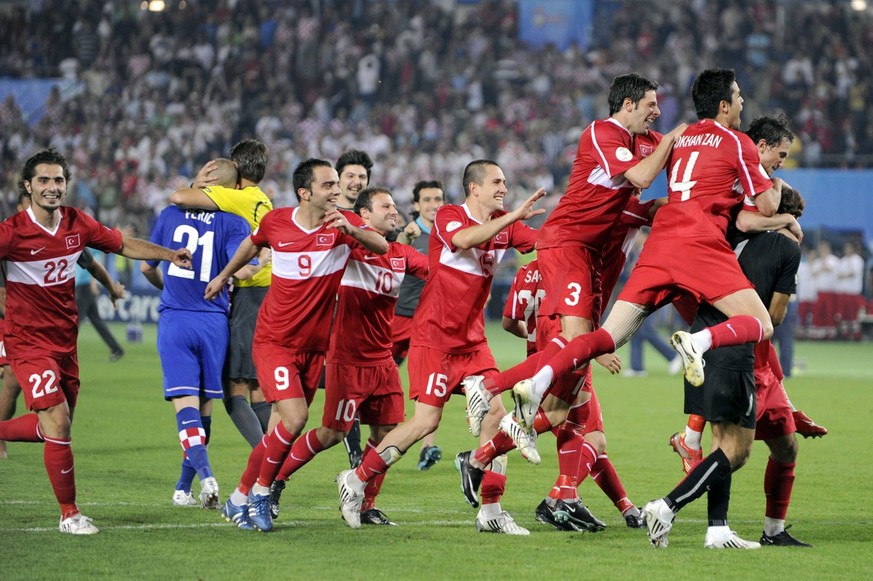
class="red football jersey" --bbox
[656,119,771,238]
[600,195,655,301]
[503,260,543,355]
[251,207,360,352]
[411,203,537,353]
[538,119,655,250]
[0,208,122,357]
[328,242,428,365]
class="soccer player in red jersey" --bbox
[206,158,388,533]
[0,148,192,535]
[509,68,786,430]
[463,73,685,436]
[268,187,428,525]
[336,160,545,533]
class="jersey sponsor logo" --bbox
[494,231,509,245]
[615,146,633,162]
[181,420,198,425]
[61,466,74,474]
[277,241,295,248]
[65,234,81,250]
[363,255,380,261]
[316,233,335,247]
[30,247,46,255]
[445,221,462,232]
[390,257,405,271]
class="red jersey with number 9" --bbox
[0,208,122,358]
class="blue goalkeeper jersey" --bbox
[147,206,253,315]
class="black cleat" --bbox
[269,479,286,520]
[361,508,397,526]
[624,508,645,528]
[456,451,484,508]
[418,445,442,471]
[553,499,607,532]
[535,500,573,531]
[760,526,812,547]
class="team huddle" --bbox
[0,67,822,548]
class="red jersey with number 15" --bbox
[0,207,123,358]
[328,242,428,366]
[252,207,361,353]
[411,203,537,353]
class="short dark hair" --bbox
[607,73,659,115]
[691,68,736,120]
[462,159,499,197]
[354,186,392,215]
[230,139,268,183]
[292,158,333,201]
[412,180,443,203]
[21,146,71,186]
[335,149,373,180]
[746,114,794,147]
[777,184,804,218]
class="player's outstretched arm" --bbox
[325,209,389,254]
[453,188,546,250]
[752,176,783,217]
[119,234,192,268]
[140,261,163,291]
[169,160,223,210]
[205,237,260,300]
[735,210,802,242]
[87,256,127,306]
[625,123,688,189]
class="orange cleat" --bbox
[793,410,828,438]
[669,432,703,474]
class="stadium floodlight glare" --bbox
[145,0,166,11]
[851,0,866,11]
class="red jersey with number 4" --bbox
[0,208,122,358]
[328,242,428,365]
[538,120,661,251]
[411,203,537,354]
[503,260,543,355]
[656,119,771,239]
[252,206,361,352]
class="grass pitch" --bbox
[2,322,871,580]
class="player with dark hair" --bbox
[0,147,191,534]
[335,149,374,210]
[268,186,428,525]
[208,158,388,533]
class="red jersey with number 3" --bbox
[656,119,771,238]
[411,203,537,354]
[328,242,428,365]
[0,208,122,358]
[539,119,657,250]
[252,206,360,352]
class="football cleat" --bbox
[792,410,828,438]
[58,513,99,535]
[456,451,485,508]
[199,477,220,510]
[463,375,491,437]
[704,528,761,549]
[534,500,573,531]
[671,331,705,387]
[760,526,812,547]
[623,507,646,529]
[669,432,703,474]
[361,508,397,526]
[418,445,443,471]
[498,413,540,464]
[336,469,365,529]
[511,379,540,430]
[247,492,273,532]
[643,499,675,548]
[269,479,287,520]
[221,498,254,530]
[172,489,199,507]
[476,510,530,535]
[552,499,606,532]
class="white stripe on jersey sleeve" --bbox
[586,165,629,189]
[341,259,406,298]
[5,251,82,286]
[271,245,352,280]
[439,245,508,278]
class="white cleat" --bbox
[59,513,99,535]
[670,331,705,387]
[336,469,364,529]
[643,499,674,548]
[463,375,491,437]
[476,510,530,535]
[511,379,540,429]
[172,489,199,507]
[199,476,221,510]
[498,413,540,464]
[704,527,761,549]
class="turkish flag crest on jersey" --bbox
[495,231,509,245]
[639,144,654,157]
[65,234,81,249]
[316,233,335,247]
[390,257,405,271]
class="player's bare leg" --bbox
[0,365,20,459]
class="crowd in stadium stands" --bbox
[0,0,872,239]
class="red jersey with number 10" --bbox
[411,203,537,354]
[0,208,122,358]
